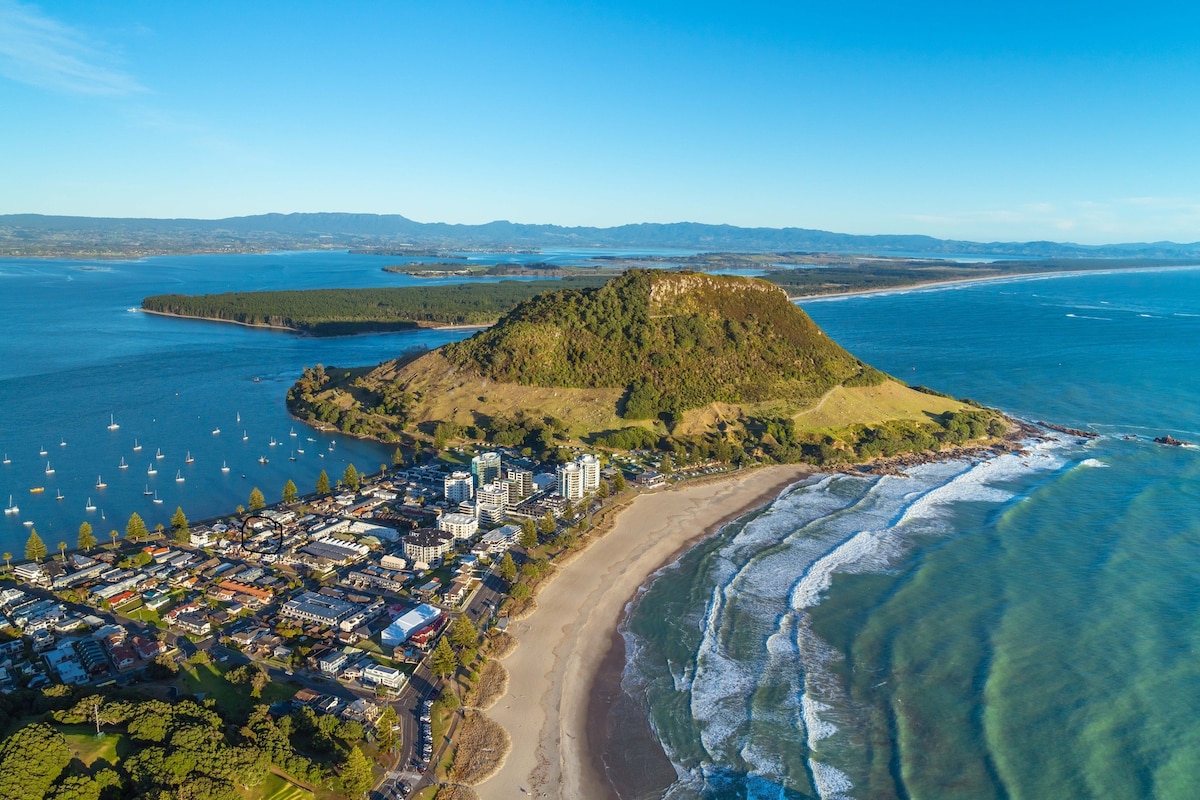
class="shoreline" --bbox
[481,465,810,799]
[139,307,491,335]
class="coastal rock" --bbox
[1153,434,1191,447]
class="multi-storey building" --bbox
[470,452,501,489]
[438,512,479,541]
[443,471,474,504]
[557,461,584,501]
[404,528,455,567]
[504,467,534,503]
[577,453,601,492]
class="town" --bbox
[0,445,681,799]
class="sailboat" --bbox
[118,457,128,470]
[242,430,248,441]
[237,412,241,424]
[45,461,54,475]
[85,497,96,511]
[55,489,64,501]
[221,460,230,473]
[39,445,47,456]
[212,427,221,435]
[147,462,157,476]
[258,455,269,464]
[156,447,164,460]
[2,453,10,464]
[4,496,17,515]
[297,447,304,454]
[60,438,66,447]
[143,485,153,496]
[133,439,142,451]
[289,451,297,461]
[95,475,107,489]
[289,427,297,437]
[185,451,194,463]
[269,437,277,447]
[175,470,185,483]
[107,414,120,431]
[152,491,162,504]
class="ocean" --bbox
[623,266,1200,799]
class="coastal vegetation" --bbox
[140,278,608,336]
[286,270,1008,466]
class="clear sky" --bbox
[1,0,1198,243]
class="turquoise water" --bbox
[624,266,1200,799]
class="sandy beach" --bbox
[482,465,810,799]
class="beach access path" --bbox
[482,464,810,799]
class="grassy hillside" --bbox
[287,271,1009,465]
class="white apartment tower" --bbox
[475,481,509,526]
[557,462,585,501]
[505,467,533,503]
[444,471,474,504]
[576,454,601,492]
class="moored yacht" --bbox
[107,414,119,431]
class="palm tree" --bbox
[57,541,67,562]
[109,529,119,548]
[2,552,10,572]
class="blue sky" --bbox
[1,1,1198,243]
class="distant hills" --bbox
[4,212,1200,258]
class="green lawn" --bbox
[178,661,296,721]
[245,771,314,800]
[58,725,126,767]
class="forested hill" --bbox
[442,270,871,419]
[141,278,608,336]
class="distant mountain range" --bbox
[3,212,1200,258]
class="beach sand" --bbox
[482,465,810,799]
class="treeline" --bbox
[0,688,372,800]
[444,270,870,420]
[141,277,609,336]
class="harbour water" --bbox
[623,266,1200,799]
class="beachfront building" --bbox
[504,467,534,503]
[475,482,508,525]
[380,603,443,647]
[443,471,474,504]
[362,662,405,690]
[470,452,501,489]
[577,453,601,492]
[404,528,455,567]
[279,591,359,627]
[438,512,479,541]
[557,461,585,501]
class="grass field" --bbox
[179,661,296,720]
[790,380,965,430]
[244,771,314,800]
[58,726,126,767]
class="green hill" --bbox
[287,270,1008,465]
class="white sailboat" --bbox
[85,497,96,511]
[289,427,297,437]
[156,447,164,460]
[119,457,128,470]
[95,475,107,489]
[269,437,277,447]
[45,461,54,475]
[153,491,163,504]
[55,489,64,501]
[175,470,185,483]
[39,445,47,456]
[212,427,221,435]
[289,451,296,461]
[148,462,157,476]
[144,485,153,496]
[2,453,10,464]
[107,414,120,431]
[4,495,17,515]
[221,460,230,473]
[258,455,269,464]
[185,451,194,463]
[297,447,304,454]
[237,412,241,424]
[242,430,248,441]
[133,439,142,451]
[60,438,66,447]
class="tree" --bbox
[249,666,269,699]
[596,479,611,499]
[660,455,675,474]
[339,746,372,800]
[77,522,96,552]
[376,705,398,753]
[316,470,330,495]
[108,529,120,549]
[613,472,627,493]
[539,510,557,536]
[449,614,478,650]
[510,582,532,600]
[0,722,71,800]
[25,529,47,562]
[519,518,538,549]
[126,512,148,542]
[497,552,517,584]
[56,541,67,562]
[248,487,265,511]
[170,507,189,544]
[2,552,10,572]
[282,479,298,504]
[429,636,458,679]
[342,463,360,491]
[392,448,405,468]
